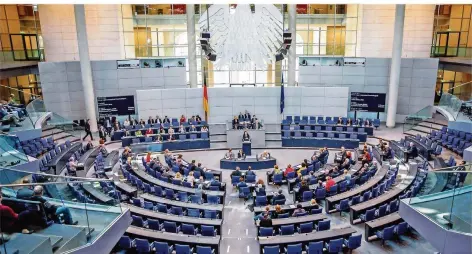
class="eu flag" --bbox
[280,72,285,114]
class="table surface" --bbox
[326,165,389,203]
[256,214,327,227]
[254,201,313,213]
[350,165,418,212]
[78,147,100,164]
[365,212,402,228]
[141,193,224,211]
[121,203,222,226]
[126,226,220,245]
[258,227,357,245]
[81,183,114,203]
[114,181,137,195]
[220,158,276,163]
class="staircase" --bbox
[209,123,227,149]
[41,125,81,144]
[403,118,447,138]
[265,124,282,148]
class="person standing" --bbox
[83,119,93,141]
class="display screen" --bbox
[97,96,135,117]
[350,92,386,112]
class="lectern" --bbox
[242,141,252,156]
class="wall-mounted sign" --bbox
[97,95,135,118]
[140,59,163,68]
[299,57,344,66]
[344,57,366,67]
[350,92,386,112]
[163,58,186,68]
[117,60,140,69]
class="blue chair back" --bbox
[287,243,303,254]
[280,224,295,235]
[299,222,313,233]
[317,220,330,231]
[307,241,323,254]
[263,246,279,254]
[260,227,273,237]
[327,238,343,253]
[201,225,216,236]
[196,246,213,254]
[175,244,191,254]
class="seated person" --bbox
[163,116,170,124]
[406,142,418,162]
[159,127,166,134]
[364,119,372,126]
[259,214,272,227]
[292,204,306,217]
[195,115,202,123]
[284,164,294,177]
[145,128,153,136]
[134,130,143,137]
[246,166,255,176]
[168,127,175,135]
[16,179,34,199]
[346,118,352,126]
[189,125,197,132]
[297,163,307,175]
[67,157,78,176]
[180,115,186,124]
[99,144,108,156]
[329,167,341,178]
[315,180,324,190]
[297,180,310,201]
[0,192,31,234]
[311,148,323,161]
[237,149,246,159]
[325,176,335,192]
[139,119,146,125]
[201,126,209,132]
[168,134,175,141]
[335,146,347,165]
[359,143,368,155]
[30,186,77,225]
[272,189,286,205]
[274,205,284,218]
[236,177,247,189]
[343,169,351,185]
[155,115,162,124]
[224,149,235,160]
[232,116,239,129]
[123,119,130,127]
[254,206,271,221]
[361,151,372,165]
[147,116,155,124]
[174,172,183,183]
[231,166,242,178]
[155,134,163,143]
[310,199,320,210]
[259,151,270,160]
[336,117,343,125]
[178,125,186,134]
[0,105,22,127]
[383,145,393,160]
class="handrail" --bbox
[0,167,108,181]
[0,179,114,188]
[0,83,42,97]
[447,81,472,91]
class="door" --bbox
[433,32,460,57]
[9,34,40,61]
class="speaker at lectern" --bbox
[242,131,252,156]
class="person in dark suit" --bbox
[259,214,272,227]
[406,142,418,162]
[346,118,352,126]
[242,131,251,141]
[238,112,244,120]
[337,117,343,125]
[232,116,239,129]
[237,149,246,159]
[244,110,251,120]
[83,119,93,141]
[147,116,155,124]
[163,116,170,124]
[297,181,310,201]
[98,125,106,141]
[272,189,286,205]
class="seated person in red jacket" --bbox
[0,192,31,233]
[284,164,294,177]
[325,176,335,192]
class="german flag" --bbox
[203,69,209,121]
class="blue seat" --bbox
[135,238,154,253]
[279,224,295,235]
[360,208,376,222]
[239,187,251,199]
[204,210,217,219]
[315,220,330,231]
[298,222,313,233]
[342,236,361,253]
[147,219,161,230]
[277,212,289,218]
[376,225,395,245]
[302,191,313,202]
[132,215,147,227]
[286,171,296,179]
[207,195,220,205]
[259,227,274,236]
[163,221,180,233]
[348,195,361,206]
[175,244,193,254]
[177,191,188,202]
[328,184,338,196]
[311,208,322,214]
[306,241,323,254]
[187,208,201,218]
[386,200,398,213]
[373,119,380,129]
[171,206,184,216]
[182,223,198,235]
[201,225,217,236]
[394,222,409,236]
[325,238,343,253]
[165,189,175,200]
[153,241,173,254]
[335,199,349,216]
[315,188,326,200]
[132,197,142,207]
[273,173,283,185]
[286,243,303,254]
[118,236,135,250]
[190,195,202,204]
[246,174,256,183]
[196,246,214,254]
[375,204,387,217]
[231,176,240,186]
[255,196,268,206]
[263,246,279,254]
[157,203,168,213]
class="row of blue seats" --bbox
[282,125,368,133]
[255,208,323,219]
[131,215,218,236]
[376,222,410,245]
[282,131,360,140]
[69,182,96,203]
[130,199,219,219]
[21,137,56,157]
[37,141,74,172]
[427,131,471,156]
[260,220,331,237]
[284,116,380,127]
[118,236,214,254]
[130,132,209,143]
[263,234,362,254]
[398,161,429,200]
[121,121,207,130]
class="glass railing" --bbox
[226,119,265,130]
[403,105,434,133]
[25,97,48,128]
[438,92,467,120]
[0,168,123,246]
[407,164,472,234]
[0,134,29,168]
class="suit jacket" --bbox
[245,113,251,120]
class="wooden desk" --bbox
[364,212,402,241]
[256,214,327,228]
[126,226,221,246]
[114,181,137,197]
[141,193,224,215]
[81,182,114,204]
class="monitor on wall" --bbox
[350,92,386,112]
[97,95,135,118]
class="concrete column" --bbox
[74,4,98,132]
[386,4,405,128]
[186,4,198,88]
[287,4,297,86]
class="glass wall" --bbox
[435,67,472,104]
[431,4,472,57]
[121,4,358,87]
[0,4,43,61]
